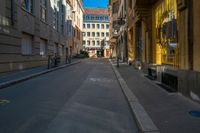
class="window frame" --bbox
[21,34,33,55]
[40,39,47,56]
[21,0,34,14]
[40,0,47,22]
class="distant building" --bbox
[83,8,110,58]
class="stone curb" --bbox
[110,60,160,133]
[0,61,81,89]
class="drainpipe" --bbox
[188,0,193,70]
[125,0,129,63]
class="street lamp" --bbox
[113,30,120,67]
[113,17,127,67]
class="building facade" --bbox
[110,0,200,102]
[66,0,73,58]
[71,0,84,56]
[0,0,74,73]
[132,0,200,102]
[108,0,119,58]
[117,0,128,62]
[109,0,129,62]
[82,8,110,58]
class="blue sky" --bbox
[83,0,109,8]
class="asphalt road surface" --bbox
[0,58,139,133]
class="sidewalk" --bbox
[115,63,200,133]
[0,58,81,89]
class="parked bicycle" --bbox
[48,54,61,69]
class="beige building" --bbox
[117,0,128,62]
[71,0,84,56]
[109,0,119,58]
[109,0,128,61]
[82,8,110,58]
[0,0,73,73]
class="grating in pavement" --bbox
[189,111,200,118]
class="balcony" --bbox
[135,0,159,5]
[134,0,158,18]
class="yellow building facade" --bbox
[152,0,178,67]
[131,0,200,102]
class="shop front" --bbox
[153,0,178,67]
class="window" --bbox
[97,41,100,46]
[101,32,105,37]
[86,15,89,20]
[97,32,100,37]
[5,0,14,25]
[83,41,86,45]
[21,0,34,13]
[53,7,58,30]
[59,45,63,56]
[92,41,95,46]
[40,39,47,56]
[87,24,90,28]
[21,34,32,55]
[113,1,119,14]
[92,32,95,37]
[87,41,90,46]
[106,32,109,37]
[106,24,109,29]
[92,24,95,29]
[97,24,100,29]
[61,4,65,33]
[83,24,86,28]
[106,41,109,46]
[101,24,104,29]
[40,0,47,22]
[67,20,72,37]
[83,32,86,36]
[87,32,90,37]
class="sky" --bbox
[83,0,109,8]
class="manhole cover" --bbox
[0,99,10,106]
[189,111,200,117]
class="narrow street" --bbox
[0,58,139,133]
[0,0,200,132]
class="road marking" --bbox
[88,78,114,83]
[0,99,10,105]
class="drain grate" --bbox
[0,99,10,106]
[189,111,200,117]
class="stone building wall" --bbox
[0,0,68,73]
